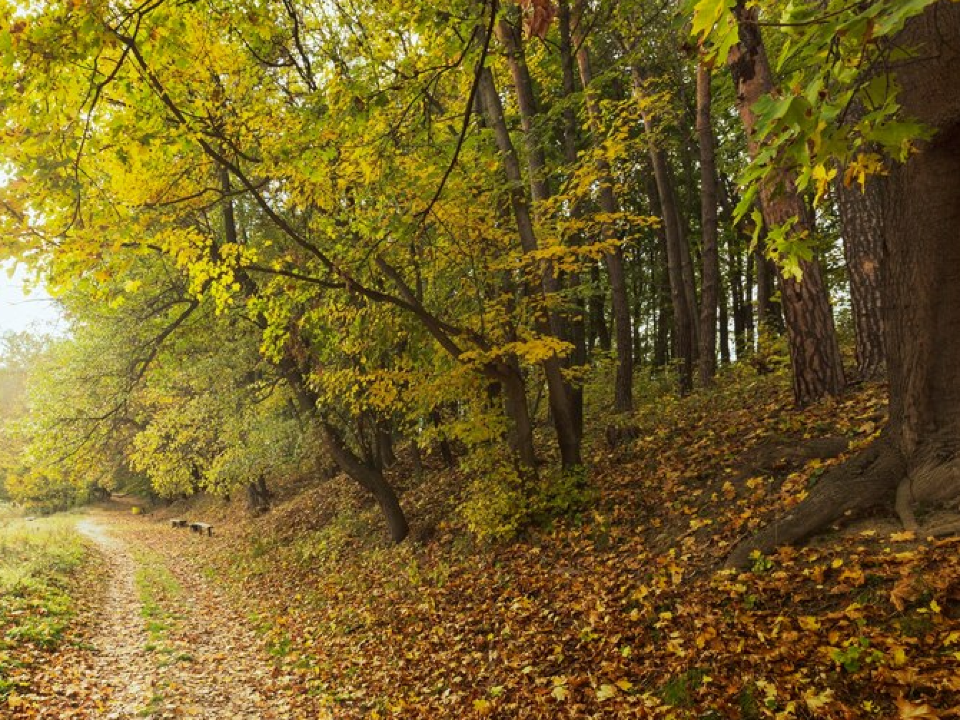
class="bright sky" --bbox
[0,261,64,335]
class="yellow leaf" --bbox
[596,684,618,701]
[473,698,493,715]
[798,616,821,632]
[890,530,916,542]
[896,697,940,719]
[804,687,834,712]
[615,679,633,692]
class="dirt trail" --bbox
[74,518,158,718]
[22,513,326,720]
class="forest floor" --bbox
[4,369,960,719]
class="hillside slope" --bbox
[143,371,959,718]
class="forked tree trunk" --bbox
[281,358,409,543]
[727,3,960,566]
[477,66,582,468]
[729,1,846,406]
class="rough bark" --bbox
[728,2,846,406]
[696,62,720,386]
[837,175,886,380]
[727,2,960,566]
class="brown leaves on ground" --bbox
[8,373,960,718]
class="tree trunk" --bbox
[754,241,783,334]
[696,62,720,386]
[558,0,586,435]
[718,277,731,365]
[431,409,456,468]
[246,476,271,515]
[321,420,409,543]
[477,67,582,468]
[644,141,695,391]
[575,33,634,412]
[281,358,409,543]
[589,263,611,353]
[728,2,846,406]
[727,3,960,566]
[837,175,886,380]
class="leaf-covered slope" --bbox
[154,372,959,719]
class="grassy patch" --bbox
[0,512,87,700]
[131,548,183,660]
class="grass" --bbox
[131,548,186,665]
[0,510,87,700]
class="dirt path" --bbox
[74,518,159,718]
[19,513,327,720]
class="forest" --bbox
[0,0,958,717]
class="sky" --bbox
[0,261,64,335]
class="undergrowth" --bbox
[0,514,87,701]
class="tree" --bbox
[726,1,846,406]
[703,0,960,565]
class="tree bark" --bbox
[728,2,960,566]
[696,62,720,386]
[575,32,634,412]
[728,2,845,406]
[477,66,582,467]
[281,358,409,543]
[558,0,586,435]
[642,134,696,391]
[837,175,886,380]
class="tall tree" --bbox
[727,1,846,406]
[695,61,720,385]
[836,174,886,380]
[719,1,960,564]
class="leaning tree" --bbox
[726,1,960,566]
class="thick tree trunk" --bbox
[728,3,960,566]
[837,175,886,380]
[883,3,960,523]
[696,62,720,386]
[729,2,845,406]
[575,37,634,412]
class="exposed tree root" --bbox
[725,437,904,569]
[726,433,960,568]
